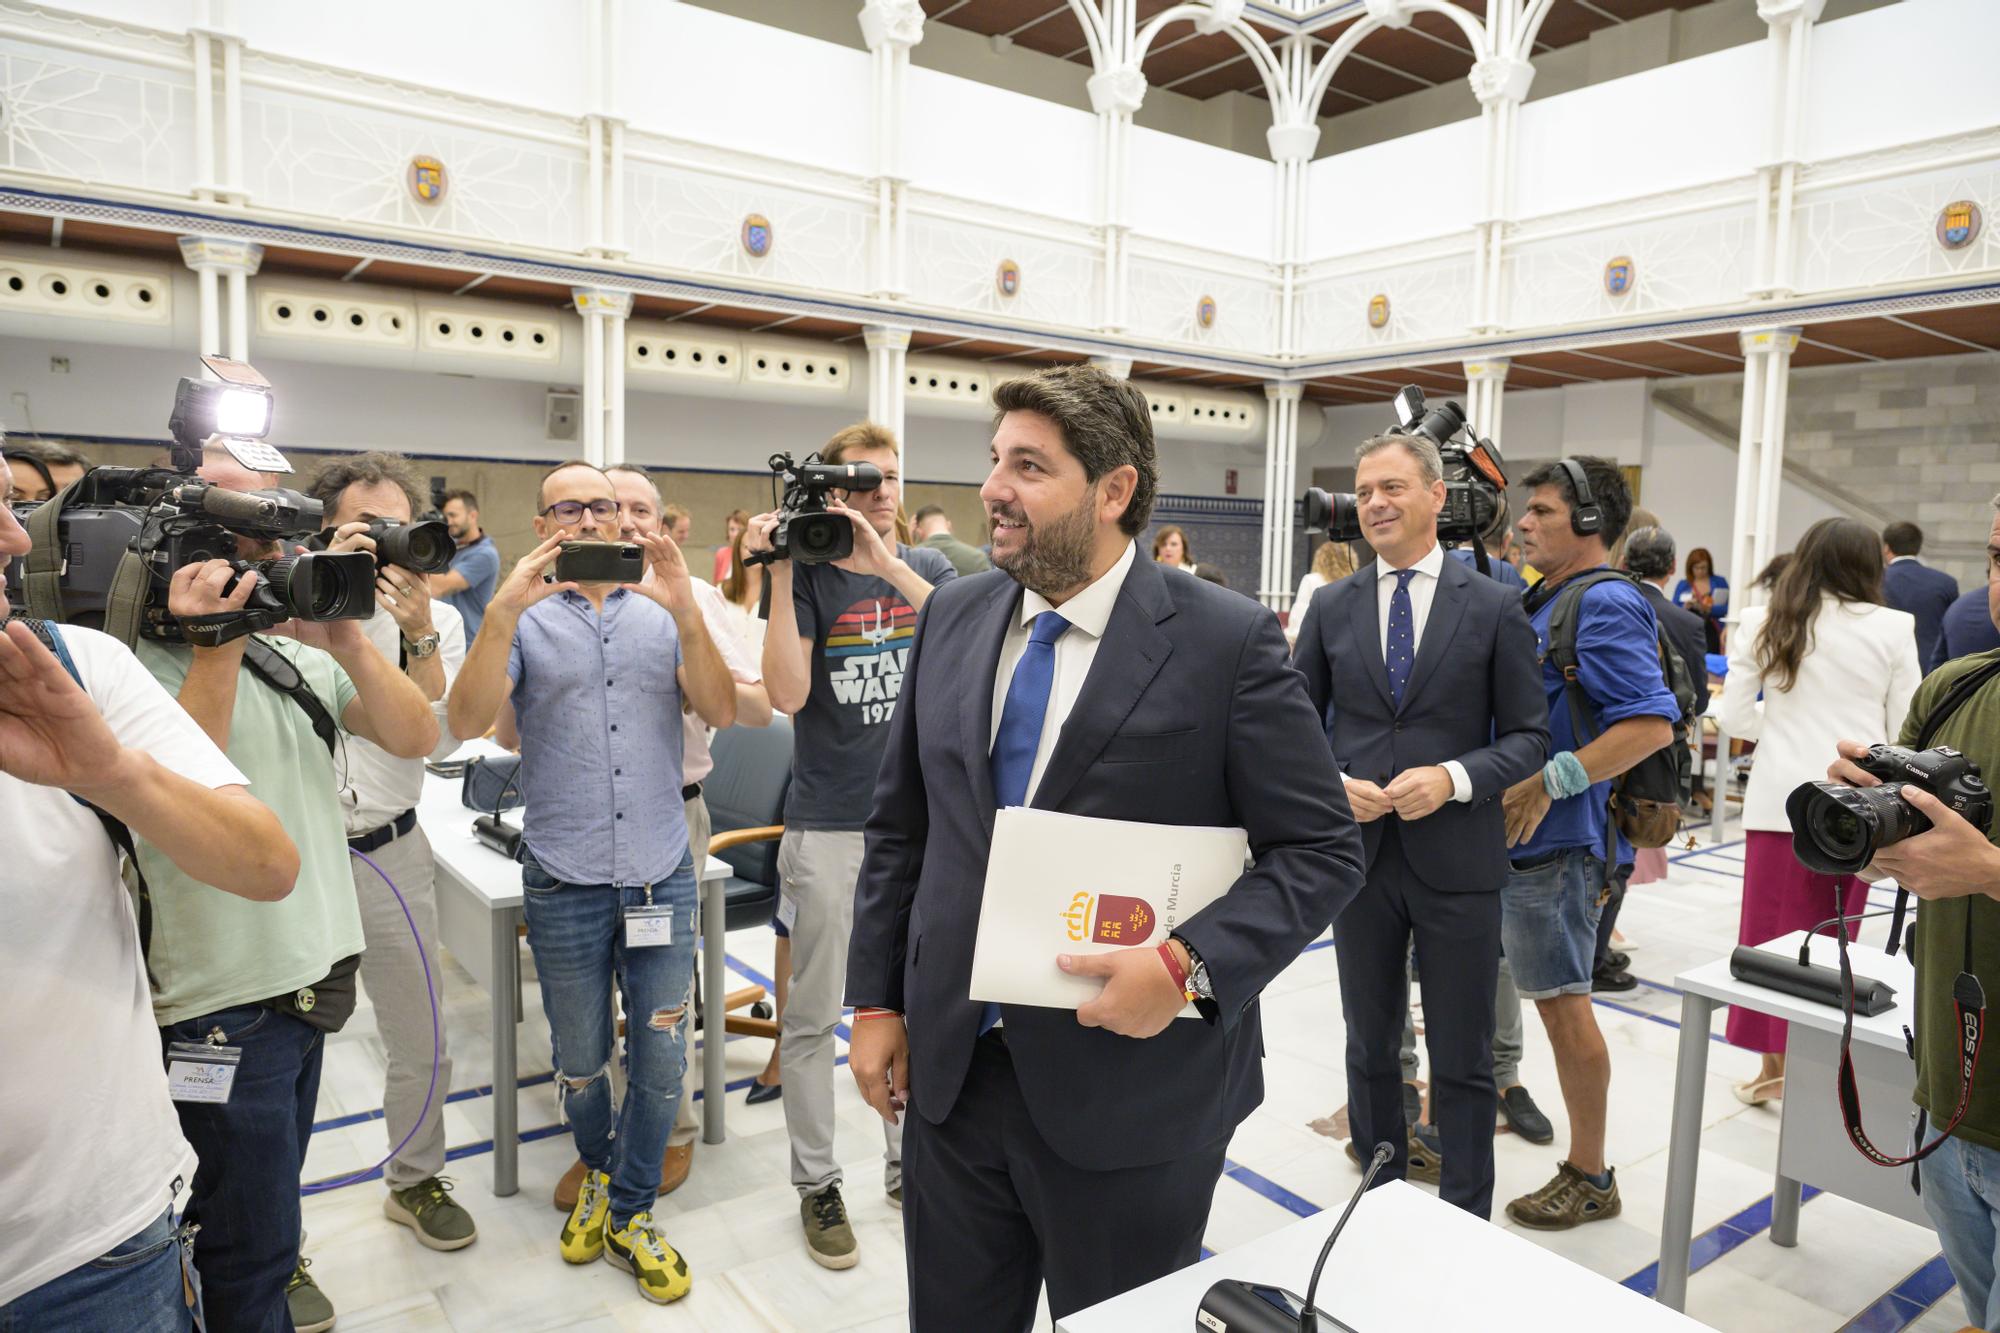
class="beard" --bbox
[991,488,1098,597]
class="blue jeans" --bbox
[523,850,699,1225]
[1501,848,1610,1000]
[163,1004,323,1333]
[1920,1130,2000,1329]
[0,1209,193,1332]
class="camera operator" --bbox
[130,443,439,1331]
[305,452,478,1253]
[0,453,298,1331]
[745,423,956,1269]
[1825,495,2000,1331]
[1292,432,1548,1219]
[446,460,735,1306]
[1498,457,1678,1231]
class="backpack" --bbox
[1538,570,1700,851]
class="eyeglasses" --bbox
[540,499,620,525]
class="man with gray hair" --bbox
[1622,525,1709,725]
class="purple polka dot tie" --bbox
[1386,569,1416,710]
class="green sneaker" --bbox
[604,1211,693,1304]
[801,1183,858,1270]
[286,1255,335,1333]
[560,1167,611,1264]
[384,1175,477,1251]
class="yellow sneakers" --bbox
[558,1168,610,1264]
[604,1211,693,1304]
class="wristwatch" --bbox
[1174,935,1215,1001]
[403,630,441,659]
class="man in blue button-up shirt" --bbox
[449,460,735,1305]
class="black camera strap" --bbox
[1834,654,2000,1168]
[240,638,340,758]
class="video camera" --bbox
[744,450,884,566]
[6,356,376,647]
[1301,385,1509,570]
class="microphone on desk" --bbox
[1196,1141,1390,1333]
[1726,909,1901,1017]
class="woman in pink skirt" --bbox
[1718,518,1923,1104]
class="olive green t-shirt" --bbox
[1898,648,2000,1150]
[135,637,365,1027]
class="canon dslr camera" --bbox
[1786,744,1993,875]
[745,450,884,566]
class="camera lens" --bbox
[1807,800,1869,862]
[792,513,851,564]
[371,519,455,573]
[260,552,375,621]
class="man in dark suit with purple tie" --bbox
[844,365,1363,1328]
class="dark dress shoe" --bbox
[1500,1086,1555,1145]
[1592,967,1637,994]
[746,1078,783,1105]
[1603,949,1631,972]
[1401,1080,1422,1130]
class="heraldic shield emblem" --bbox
[1938,200,1983,251]
[742,213,773,258]
[996,258,1021,298]
[407,155,447,205]
[1367,293,1390,329]
[1604,256,1634,297]
[1061,890,1158,946]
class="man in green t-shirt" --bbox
[133,448,439,1333]
[1827,496,2000,1332]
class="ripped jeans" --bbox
[522,848,698,1226]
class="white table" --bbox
[1059,1179,1705,1331]
[1656,929,1926,1310]
[420,746,736,1198]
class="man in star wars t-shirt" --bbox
[749,423,956,1270]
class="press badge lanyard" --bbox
[625,881,673,948]
[165,1026,242,1105]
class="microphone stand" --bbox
[1300,1141,1393,1333]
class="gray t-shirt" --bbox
[788,544,958,829]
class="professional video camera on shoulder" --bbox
[744,449,883,566]
[6,355,376,647]
[1300,385,1509,572]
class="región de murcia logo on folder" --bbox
[1062,890,1157,946]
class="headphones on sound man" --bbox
[1554,458,1603,537]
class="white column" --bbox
[1267,36,1319,358]
[1088,60,1145,333]
[572,288,632,468]
[1464,357,1510,444]
[220,29,244,203]
[865,324,913,472]
[1729,326,1800,611]
[1751,0,1826,297]
[861,0,924,300]
[1261,382,1303,609]
[190,28,216,202]
[178,235,262,361]
[1089,356,1133,380]
[1467,57,1533,333]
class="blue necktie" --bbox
[1386,569,1417,710]
[982,610,1070,1032]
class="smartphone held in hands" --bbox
[554,541,644,584]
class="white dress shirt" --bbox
[338,598,468,834]
[989,540,1137,806]
[1361,542,1472,804]
[681,576,762,785]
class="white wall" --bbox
[1126,127,1275,259]
[904,66,1097,219]
[1806,0,2000,162]
[1307,117,1485,256]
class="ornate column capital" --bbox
[1468,56,1534,107]
[864,324,913,352]
[571,288,633,318]
[1756,0,1827,25]
[1087,64,1147,117]
[1463,357,1511,383]
[1362,0,1416,29]
[1266,122,1321,163]
[1738,326,1801,356]
[177,235,262,275]
[859,0,926,51]
[1264,381,1304,404]
[1194,0,1247,34]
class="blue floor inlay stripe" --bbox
[1619,1186,1822,1296]
[1843,1254,1957,1332]
[313,1071,559,1134]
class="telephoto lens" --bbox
[366,519,455,573]
[242,551,377,621]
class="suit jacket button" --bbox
[1393,723,1403,733]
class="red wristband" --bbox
[1156,942,1191,996]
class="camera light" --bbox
[213,386,272,438]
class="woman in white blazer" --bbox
[1719,518,1922,1104]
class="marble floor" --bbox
[289,820,1968,1332]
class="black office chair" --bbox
[699,715,794,1042]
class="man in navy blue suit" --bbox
[1292,433,1549,1218]
[845,364,1363,1327]
[1934,584,2000,672]
[1883,521,1960,669]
